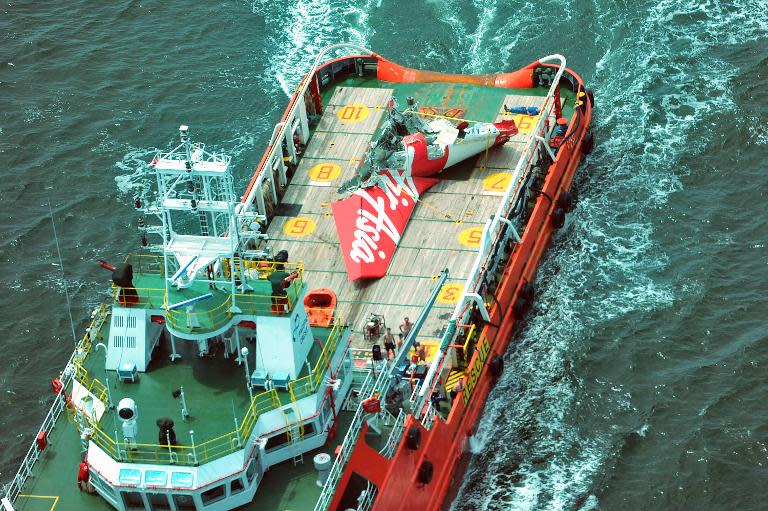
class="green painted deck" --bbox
[14,410,388,511]
[80,322,331,463]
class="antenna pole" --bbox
[48,200,78,347]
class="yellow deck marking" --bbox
[446,369,466,391]
[458,226,483,248]
[18,495,60,511]
[437,283,464,304]
[308,163,342,183]
[482,172,512,194]
[283,217,316,237]
[501,113,540,134]
[336,103,369,123]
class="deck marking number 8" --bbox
[309,163,342,182]
[283,217,316,237]
[458,226,484,248]
[437,283,464,304]
[337,104,370,123]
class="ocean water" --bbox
[1,0,766,509]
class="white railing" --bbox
[356,481,378,511]
[3,307,109,503]
[239,43,376,218]
[380,409,406,459]
[314,363,391,511]
[415,55,568,418]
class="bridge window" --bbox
[173,494,197,511]
[246,459,257,483]
[147,493,172,510]
[121,491,145,510]
[230,477,245,494]
[201,484,226,506]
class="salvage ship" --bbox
[3,44,593,511]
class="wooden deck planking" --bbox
[265,89,551,343]
[303,131,372,161]
[316,104,388,135]
[326,86,394,108]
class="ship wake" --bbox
[451,0,762,509]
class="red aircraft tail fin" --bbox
[331,170,437,281]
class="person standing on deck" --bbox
[417,342,427,363]
[383,328,396,359]
[400,317,413,338]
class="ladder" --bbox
[192,179,210,236]
[282,406,304,466]
[289,421,304,466]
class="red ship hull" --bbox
[243,51,593,511]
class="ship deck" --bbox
[78,322,333,451]
[13,77,574,511]
[12,405,384,511]
[266,77,573,347]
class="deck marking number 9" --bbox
[483,172,512,193]
[337,104,370,123]
[437,283,464,304]
[283,217,316,237]
[458,226,484,248]
[309,163,342,182]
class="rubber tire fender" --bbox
[582,131,594,155]
[489,355,504,379]
[520,281,535,302]
[586,88,595,107]
[512,298,529,318]
[557,191,576,213]
[551,207,566,229]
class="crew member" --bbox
[382,328,396,359]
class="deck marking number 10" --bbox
[336,103,370,123]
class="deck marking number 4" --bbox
[437,283,464,304]
[283,217,317,237]
[337,103,369,123]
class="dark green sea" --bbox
[1,0,767,509]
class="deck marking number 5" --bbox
[458,226,484,248]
